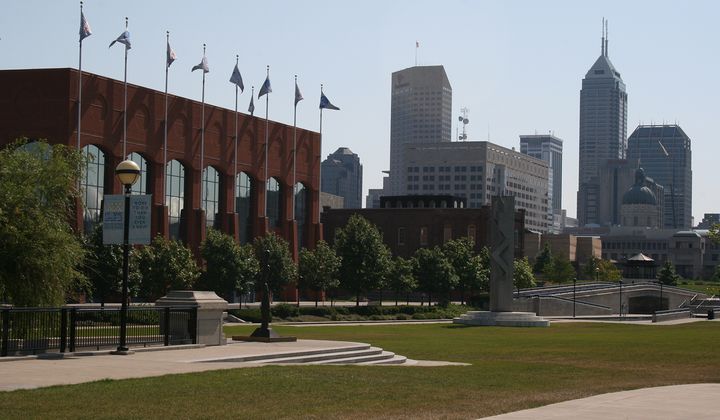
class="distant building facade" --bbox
[620,168,662,228]
[321,147,363,208]
[403,141,551,232]
[520,134,563,232]
[386,65,452,196]
[626,125,692,229]
[577,29,628,226]
[696,213,720,229]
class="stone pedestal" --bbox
[453,311,549,327]
[156,291,228,346]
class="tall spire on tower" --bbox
[605,19,609,57]
[601,18,605,56]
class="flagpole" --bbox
[292,75,298,220]
[250,86,254,117]
[233,54,239,213]
[264,65,270,218]
[318,84,324,226]
[122,17,128,158]
[163,31,170,204]
[77,1,84,150]
[200,43,206,209]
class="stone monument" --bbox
[454,196,548,327]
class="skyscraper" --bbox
[627,125,692,229]
[577,22,628,226]
[321,147,363,209]
[387,65,452,195]
[520,134,563,212]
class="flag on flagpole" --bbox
[258,75,272,98]
[229,64,244,92]
[166,40,177,68]
[295,81,304,106]
[192,56,209,73]
[109,31,131,50]
[248,94,255,115]
[416,40,419,48]
[320,92,340,110]
[80,11,92,41]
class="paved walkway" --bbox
[482,383,720,419]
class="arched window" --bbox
[294,183,308,248]
[202,166,220,231]
[165,160,185,240]
[127,152,148,195]
[236,172,253,244]
[266,177,281,228]
[80,145,105,233]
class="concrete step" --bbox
[311,349,397,365]
[356,354,409,365]
[195,343,371,363]
[265,347,385,364]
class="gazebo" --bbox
[624,253,657,280]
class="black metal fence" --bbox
[0,306,197,357]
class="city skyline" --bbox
[1,0,718,222]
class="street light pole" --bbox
[619,280,623,318]
[114,160,140,355]
[573,277,577,318]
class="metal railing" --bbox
[1,306,196,357]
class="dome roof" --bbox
[622,168,657,206]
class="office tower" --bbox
[627,125,692,229]
[387,65,452,195]
[321,147,363,209]
[520,134,563,213]
[577,22,628,225]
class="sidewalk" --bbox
[482,383,720,419]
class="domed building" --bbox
[621,168,662,228]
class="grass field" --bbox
[1,322,719,419]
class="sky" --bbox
[2,0,719,222]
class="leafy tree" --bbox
[442,238,489,304]
[387,257,417,306]
[134,235,200,300]
[83,223,125,304]
[657,260,681,286]
[513,257,536,292]
[533,243,553,274]
[583,256,622,282]
[298,240,341,307]
[543,255,576,284]
[0,140,86,306]
[709,223,720,244]
[334,215,392,306]
[253,232,297,297]
[198,228,258,302]
[413,247,458,306]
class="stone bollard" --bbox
[156,291,229,346]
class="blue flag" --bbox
[258,76,271,98]
[109,30,131,50]
[229,64,244,92]
[320,92,340,110]
[248,95,255,115]
[79,11,92,41]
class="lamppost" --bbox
[618,280,623,318]
[595,266,600,283]
[114,159,140,354]
[573,277,577,318]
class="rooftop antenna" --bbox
[601,18,605,56]
[605,19,609,57]
[458,107,469,141]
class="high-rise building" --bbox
[387,65,452,195]
[321,147,363,209]
[403,141,551,232]
[520,134,563,214]
[627,125,692,229]
[577,24,628,226]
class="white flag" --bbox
[192,56,209,73]
[295,81,304,106]
[166,41,176,68]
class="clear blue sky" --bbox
[2,0,718,222]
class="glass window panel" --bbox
[236,172,253,244]
[81,145,105,233]
[165,160,185,240]
[127,152,148,195]
[266,177,281,228]
[202,166,220,231]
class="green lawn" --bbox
[1,322,719,419]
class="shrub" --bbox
[272,303,299,319]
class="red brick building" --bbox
[0,68,322,263]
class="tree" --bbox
[0,140,86,306]
[253,232,297,297]
[442,238,489,304]
[83,223,125,304]
[533,243,553,274]
[583,257,622,282]
[657,260,681,286]
[298,241,341,307]
[387,257,417,306]
[709,223,720,245]
[513,257,536,292]
[198,228,258,302]
[334,215,392,306]
[543,255,576,284]
[134,235,200,300]
[413,247,458,306]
